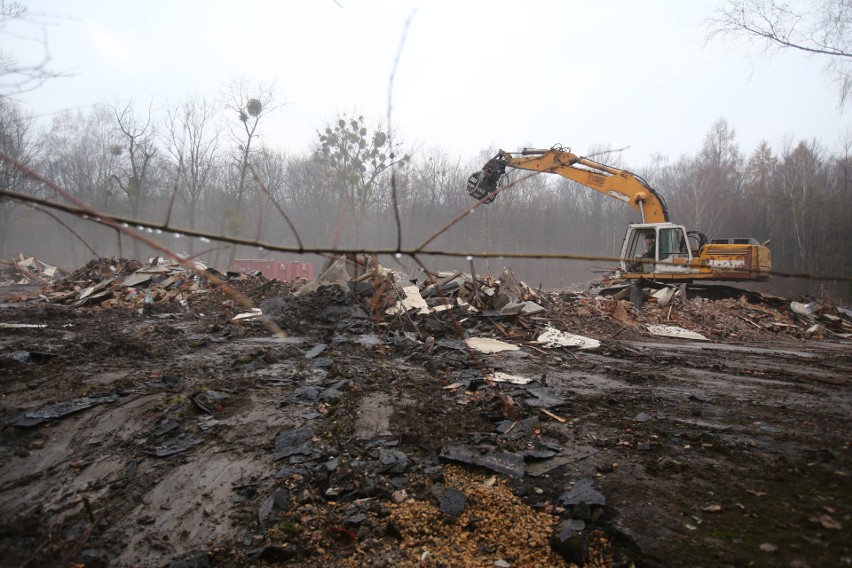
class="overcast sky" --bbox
[6,0,849,166]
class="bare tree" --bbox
[0,1,63,97]
[669,119,743,235]
[163,95,221,253]
[709,0,852,106]
[779,138,825,272]
[221,77,277,268]
[111,100,158,259]
[42,106,122,210]
[0,97,39,255]
[314,113,409,228]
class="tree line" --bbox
[0,90,850,300]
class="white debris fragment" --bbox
[464,337,520,353]
[652,286,677,307]
[536,325,600,350]
[491,372,533,385]
[385,284,429,315]
[232,308,263,321]
[646,324,709,341]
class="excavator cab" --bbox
[620,224,694,275]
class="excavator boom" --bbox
[468,148,669,223]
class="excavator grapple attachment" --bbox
[466,155,508,203]
[466,171,496,203]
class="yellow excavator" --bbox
[467,147,771,283]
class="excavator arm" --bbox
[468,147,670,223]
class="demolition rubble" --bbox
[0,254,849,568]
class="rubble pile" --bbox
[0,255,849,567]
[0,254,65,286]
[10,253,850,344]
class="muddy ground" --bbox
[0,272,849,568]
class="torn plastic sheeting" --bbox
[439,444,526,478]
[536,326,600,350]
[646,324,709,341]
[464,337,520,353]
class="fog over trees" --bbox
[1,91,849,300]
